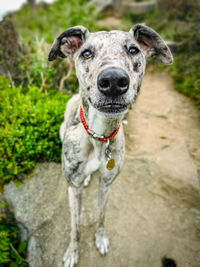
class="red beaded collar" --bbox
[78,106,120,142]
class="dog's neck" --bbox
[85,104,122,137]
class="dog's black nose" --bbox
[97,68,129,96]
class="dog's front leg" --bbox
[95,178,110,255]
[63,185,83,267]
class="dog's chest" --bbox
[84,139,104,177]
[83,106,122,177]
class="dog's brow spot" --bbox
[133,62,141,72]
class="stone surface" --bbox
[0,194,14,223]
[155,138,199,192]
[4,163,69,267]
[0,17,25,83]
[89,0,155,15]
[89,0,113,12]
[123,1,155,14]
[3,153,200,267]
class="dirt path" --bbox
[125,70,200,165]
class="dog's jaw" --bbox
[87,104,123,137]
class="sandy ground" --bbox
[125,70,200,164]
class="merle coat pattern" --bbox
[48,24,173,267]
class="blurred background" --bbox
[0,0,200,266]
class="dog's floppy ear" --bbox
[130,24,173,64]
[48,25,89,61]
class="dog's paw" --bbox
[63,242,79,267]
[95,227,109,255]
[84,175,91,187]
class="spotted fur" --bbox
[48,24,173,267]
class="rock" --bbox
[90,0,155,15]
[0,17,25,84]
[155,138,199,195]
[4,163,69,267]
[0,194,14,223]
[89,0,113,12]
[122,1,155,14]
[3,147,200,267]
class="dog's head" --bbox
[48,24,173,117]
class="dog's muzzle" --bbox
[97,67,129,97]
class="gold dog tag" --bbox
[105,139,115,170]
[106,158,115,170]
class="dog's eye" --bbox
[81,50,93,59]
[129,47,140,55]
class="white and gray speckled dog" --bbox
[48,24,173,267]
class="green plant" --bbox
[19,40,79,94]
[169,54,200,105]
[0,76,70,186]
[0,223,27,266]
[20,39,57,92]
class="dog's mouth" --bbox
[88,97,128,115]
[97,103,127,113]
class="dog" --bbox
[48,24,173,267]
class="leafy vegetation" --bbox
[19,39,79,94]
[0,222,27,266]
[0,76,70,187]
[0,0,98,185]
